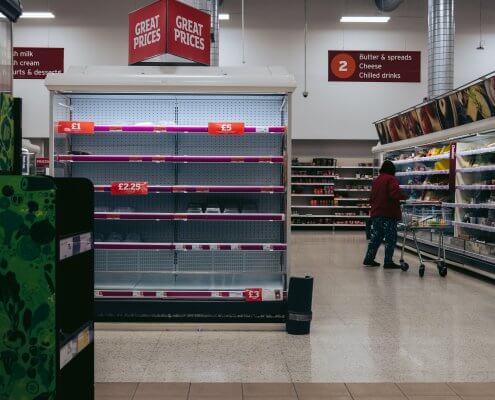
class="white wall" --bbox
[12,0,495,140]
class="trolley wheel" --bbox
[400,261,409,271]
[419,265,425,278]
[438,263,448,277]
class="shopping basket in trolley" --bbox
[398,201,453,277]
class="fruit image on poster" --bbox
[0,93,14,173]
[417,102,442,134]
[437,94,459,130]
[458,82,495,123]
[484,76,495,109]
[399,110,423,139]
[0,176,56,400]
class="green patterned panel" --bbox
[0,93,14,173]
[0,176,56,400]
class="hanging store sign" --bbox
[56,121,95,134]
[208,122,245,135]
[128,0,211,66]
[111,181,149,195]
[328,51,420,83]
[13,47,64,80]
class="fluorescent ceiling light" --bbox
[1,11,55,19]
[340,16,390,23]
[219,13,230,20]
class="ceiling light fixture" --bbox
[219,13,230,20]
[340,16,390,23]
[1,11,55,19]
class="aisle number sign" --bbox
[208,122,245,135]
[128,0,211,65]
[328,51,421,82]
[111,182,149,195]
[56,121,94,134]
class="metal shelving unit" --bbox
[291,158,375,229]
[47,66,295,322]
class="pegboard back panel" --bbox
[176,193,282,213]
[71,97,176,125]
[95,192,174,213]
[95,220,174,243]
[176,95,285,126]
[95,249,175,273]
[71,163,175,185]
[177,133,282,156]
[176,251,283,273]
[177,221,282,243]
[70,132,176,155]
[178,163,282,185]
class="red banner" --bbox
[13,47,64,80]
[35,157,49,168]
[328,51,420,82]
[208,122,245,135]
[111,182,149,196]
[128,0,167,65]
[56,121,95,134]
[128,0,211,65]
[167,0,211,65]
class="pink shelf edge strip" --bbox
[56,155,284,163]
[94,212,285,221]
[94,242,287,251]
[93,125,286,133]
[94,185,285,193]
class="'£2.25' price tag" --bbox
[111,181,148,195]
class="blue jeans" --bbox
[364,217,398,264]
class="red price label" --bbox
[57,121,95,134]
[110,181,148,196]
[208,122,245,135]
[244,288,263,302]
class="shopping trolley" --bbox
[398,201,453,277]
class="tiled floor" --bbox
[95,382,495,399]
[96,232,495,382]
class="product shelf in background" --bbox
[292,215,369,218]
[456,184,495,191]
[400,184,450,190]
[292,223,366,227]
[56,155,284,163]
[443,202,495,210]
[292,205,370,209]
[95,242,287,251]
[291,182,335,186]
[335,177,374,181]
[94,185,285,193]
[292,194,334,197]
[457,165,495,173]
[454,221,495,233]
[291,174,336,178]
[458,146,495,157]
[392,153,450,165]
[94,212,285,221]
[334,188,371,192]
[396,170,449,176]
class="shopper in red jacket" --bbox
[363,160,408,268]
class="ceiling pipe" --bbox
[428,0,455,98]
[374,0,404,12]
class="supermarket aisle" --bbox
[95,232,495,382]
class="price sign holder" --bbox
[244,288,263,302]
[56,121,95,134]
[111,181,149,195]
[208,122,245,135]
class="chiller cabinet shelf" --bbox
[46,66,295,322]
[373,118,495,279]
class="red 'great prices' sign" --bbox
[128,0,211,65]
[328,51,421,83]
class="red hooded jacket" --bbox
[370,173,408,220]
